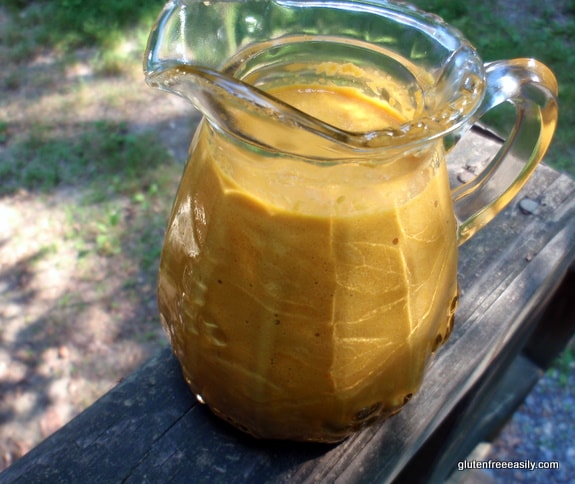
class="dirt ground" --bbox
[0,8,199,465]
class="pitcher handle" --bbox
[452,58,558,245]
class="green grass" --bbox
[0,119,179,275]
[1,0,163,75]
[63,173,175,264]
[0,0,183,282]
[0,121,169,196]
[550,345,575,387]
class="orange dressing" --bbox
[158,83,458,442]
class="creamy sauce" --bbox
[158,83,459,442]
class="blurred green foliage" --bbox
[3,0,163,49]
[411,0,575,174]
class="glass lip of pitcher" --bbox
[144,0,487,155]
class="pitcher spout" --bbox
[147,63,380,158]
[144,0,485,159]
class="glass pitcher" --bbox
[144,0,558,442]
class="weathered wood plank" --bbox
[396,355,543,483]
[0,348,195,483]
[1,131,575,484]
[524,265,575,368]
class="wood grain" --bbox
[2,129,574,484]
